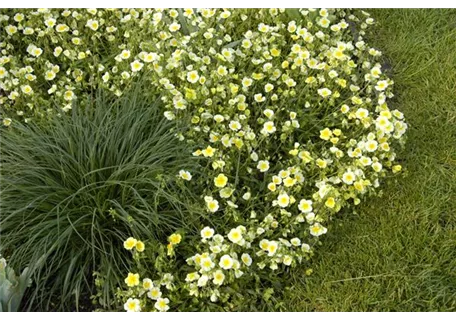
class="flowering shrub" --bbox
[1,8,408,311]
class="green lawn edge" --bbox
[283,8,456,312]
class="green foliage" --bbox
[3,8,452,312]
[282,8,456,311]
[108,9,408,313]
[114,238,297,312]
[0,85,200,311]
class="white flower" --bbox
[227,227,243,244]
[3,118,12,127]
[147,287,162,300]
[185,272,200,282]
[55,24,69,33]
[241,253,252,266]
[283,255,293,266]
[375,80,389,91]
[187,70,199,83]
[371,66,382,78]
[201,226,215,239]
[263,121,276,134]
[242,192,251,200]
[197,274,209,287]
[285,78,297,87]
[318,88,332,98]
[227,200,238,208]
[242,77,253,87]
[258,23,270,33]
[306,212,316,223]
[264,83,274,93]
[124,298,141,312]
[302,243,311,252]
[360,156,372,166]
[164,111,175,120]
[143,52,157,62]
[219,187,233,198]
[154,298,170,312]
[217,66,228,76]
[21,85,33,95]
[44,18,56,28]
[210,292,219,302]
[120,49,131,60]
[102,72,110,82]
[254,93,265,102]
[277,193,290,208]
[290,238,301,246]
[130,60,144,72]
[200,257,215,272]
[174,98,187,110]
[205,196,219,213]
[142,278,153,290]
[266,241,279,256]
[372,162,383,172]
[213,234,224,243]
[376,115,392,132]
[310,223,327,236]
[257,160,270,172]
[229,120,242,131]
[214,114,224,123]
[263,109,274,118]
[86,19,99,31]
[169,22,181,32]
[179,170,192,181]
[219,254,234,269]
[213,270,225,285]
[365,140,378,152]
[342,171,356,184]
[0,67,8,79]
[298,199,313,213]
[355,108,369,119]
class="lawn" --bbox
[284,9,456,311]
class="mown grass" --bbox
[283,9,456,311]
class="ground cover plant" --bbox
[0,8,419,312]
[282,9,456,312]
[113,9,407,312]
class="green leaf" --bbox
[285,9,301,22]
[177,9,193,35]
[224,40,242,49]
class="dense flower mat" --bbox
[0,8,407,311]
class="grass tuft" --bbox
[0,86,200,311]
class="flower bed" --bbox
[0,8,407,311]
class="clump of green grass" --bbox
[0,87,200,311]
[281,9,456,311]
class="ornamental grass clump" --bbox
[0,87,200,311]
